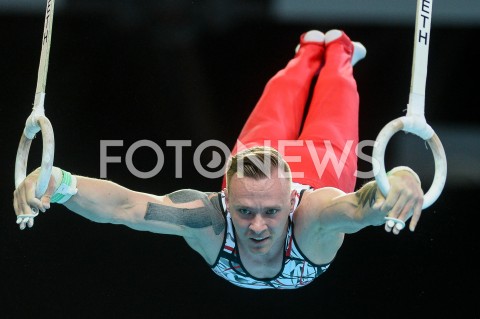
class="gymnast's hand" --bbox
[13,168,57,230]
[372,169,424,235]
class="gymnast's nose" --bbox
[249,214,267,234]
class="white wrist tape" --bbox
[50,168,78,204]
[387,166,421,185]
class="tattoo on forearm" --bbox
[356,181,377,207]
[145,189,225,235]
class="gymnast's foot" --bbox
[295,30,325,54]
[325,29,366,66]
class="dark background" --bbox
[1,1,479,318]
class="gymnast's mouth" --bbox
[250,237,269,242]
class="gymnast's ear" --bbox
[290,190,297,211]
[223,187,229,211]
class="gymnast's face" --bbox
[225,170,295,257]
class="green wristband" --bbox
[50,169,77,204]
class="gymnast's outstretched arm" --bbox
[13,167,225,245]
[297,167,423,240]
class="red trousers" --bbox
[223,32,359,192]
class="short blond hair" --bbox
[225,146,292,189]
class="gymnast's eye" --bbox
[266,209,279,215]
[238,209,251,215]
